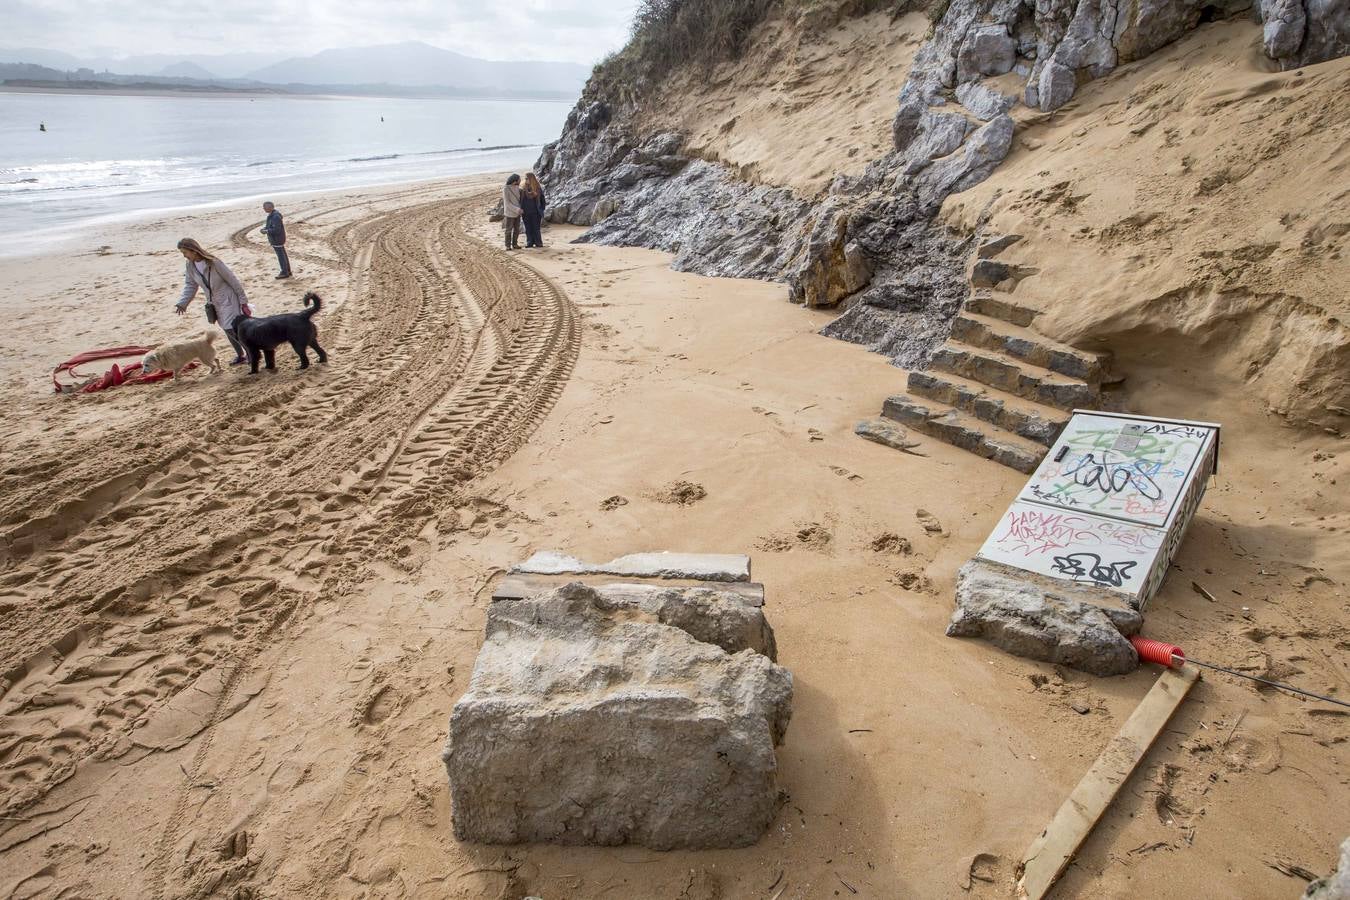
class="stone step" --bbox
[907,370,1068,447]
[880,394,1045,474]
[963,292,1039,328]
[929,341,1100,410]
[950,311,1112,382]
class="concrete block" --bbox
[444,583,792,849]
[511,550,751,583]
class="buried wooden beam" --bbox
[1017,665,1200,900]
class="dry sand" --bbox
[945,19,1350,434]
[646,10,932,196]
[0,166,1345,898]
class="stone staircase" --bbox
[861,292,1119,473]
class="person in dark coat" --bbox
[260,201,292,279]
[520,172,547,249]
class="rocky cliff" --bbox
[534,0,1349,425]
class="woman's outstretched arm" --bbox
[175,265,198,311]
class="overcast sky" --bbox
[5,0,642,65]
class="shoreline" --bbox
[0,84,579,103]
[0,166,534,261]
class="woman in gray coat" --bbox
[173,237,250,364]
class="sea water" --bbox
[0,91,572,256]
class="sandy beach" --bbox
[0,172,1345,898]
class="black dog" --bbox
[234,292,327,374]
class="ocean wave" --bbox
[346,144,530,163]
[414,144,530,156]
[14,158,180,174]
[0,169,39,186]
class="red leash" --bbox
[52,346,192,394]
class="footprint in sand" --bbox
[890,570,932,592]
[650,480,706,506]
[756,522,833,552]
[870,532,912,554]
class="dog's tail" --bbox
[203,330,218,344]
[303,292,323,318]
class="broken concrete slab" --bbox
[511,550,751,583]
[947,559,1142,676]
[495,579,777,658]
[493,574,765,606]
[444,583,792,849]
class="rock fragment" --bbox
[977,234,1023,259]
[946,559,1142,676]
[956,25,1017,83]
[855,418,926,455]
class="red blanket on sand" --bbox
[52,346,196,394]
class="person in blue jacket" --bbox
[520,173,547,249]
[260,201,292,279]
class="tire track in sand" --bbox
[0,190,579,898]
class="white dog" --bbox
[141,331,221,380]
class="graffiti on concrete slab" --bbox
[1019,416,1210,527]
[982,500,1158,593]
[1049,552,1138,588]
[978,413,1220,605]
[993,505,1161,557]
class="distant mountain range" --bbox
[0,42,590,97]
[0,48,290,79]
[247,43,588,91]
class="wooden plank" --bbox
[492,574,766,606]
[1018,665,1200,900]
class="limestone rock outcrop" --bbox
[1262,0,1350,68]
[443,582,792,849]
[529,0,1349,371]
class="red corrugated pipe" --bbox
[1129,636,1185,668]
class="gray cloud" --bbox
[4,0,640,65]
